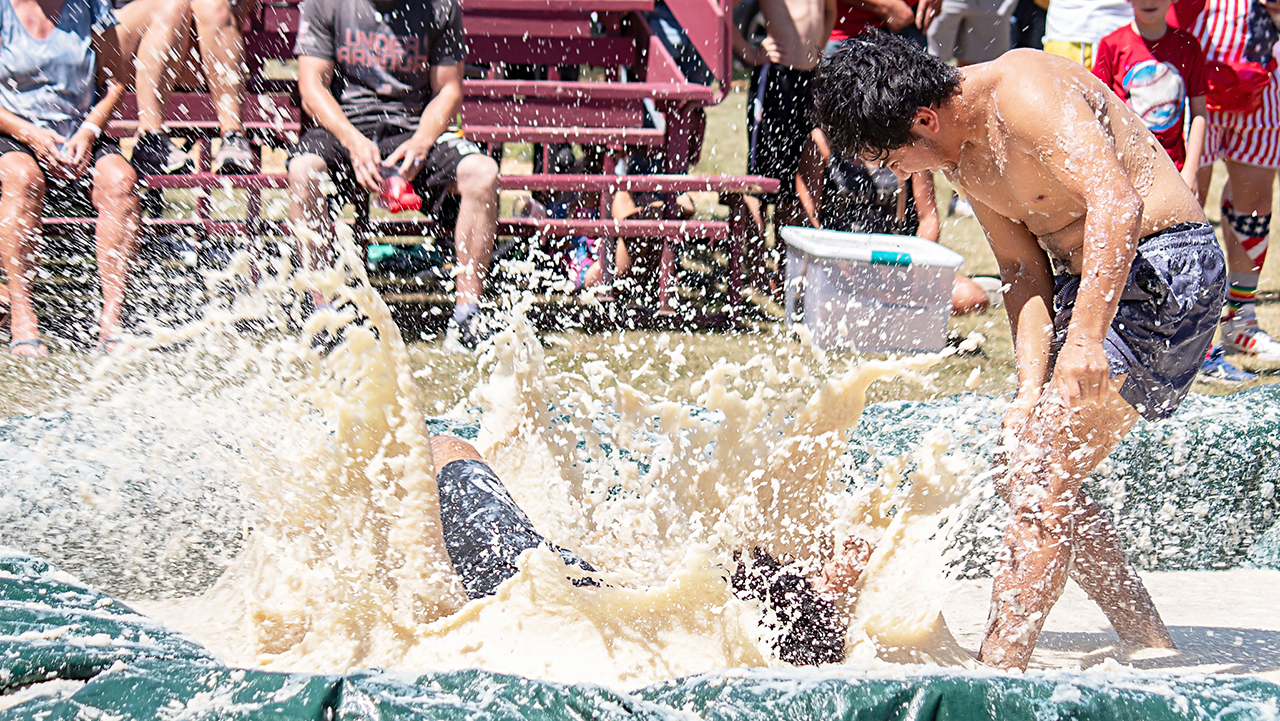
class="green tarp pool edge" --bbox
[2,552,1278,720]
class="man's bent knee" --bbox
[92,158,139,210]
[455,154,499,198]
[0,153,46,201]
[288,154,330,190]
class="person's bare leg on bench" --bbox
[113,0,197,175]
[286,152,335,308]
[0,153,48,357]
[192,0,260,174]
[451,154,499,315]
[92,156,142,349]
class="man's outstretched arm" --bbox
[969,197,1055,435]
[1005,90,1143,407]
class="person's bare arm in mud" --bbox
[812,536,872,601]
[430,435,484,468]
[297,56,382,194]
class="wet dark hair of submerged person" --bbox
[813,29,962,161]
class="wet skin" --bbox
[872,50,1196,669]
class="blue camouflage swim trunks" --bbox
[1053,222,1226,421]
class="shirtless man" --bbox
[733,0,836,296]
[812,31,1225,669]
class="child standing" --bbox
[1092,0,1209,193]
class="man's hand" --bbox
[816,536,873,600]
[383,133,435,182]
[1052,338,1112,406]
[916,0,942,31]
[761,36,784,63]
[22,125,70,178]
[59,127,98,179]
[345,133,383,194]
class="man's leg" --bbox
[979,380,1172,670]
[0,153,47,355]
[114,0,197,174]
[1218,160,1280,358]
[193,0,260,173]
[287,153,336,306]
[91,156,143,345]
[451,153,499,311]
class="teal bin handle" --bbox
[869,251,912,266]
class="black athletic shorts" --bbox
[1053,222,1225,421]
[436,459,597,600]
[290,122,483,228]
[0,133,123,214]
[747,63,815,203]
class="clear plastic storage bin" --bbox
[780,227,964,352]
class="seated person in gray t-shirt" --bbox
[289,0,499,353]
[0,0,139,357]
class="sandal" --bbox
[8,337,48,357]
[97,335,124,355]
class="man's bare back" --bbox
[940,50,1206,273]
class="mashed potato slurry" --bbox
[53,230,987,686]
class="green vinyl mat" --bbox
[2,552,1277,720]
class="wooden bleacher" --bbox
[35,0,776,334]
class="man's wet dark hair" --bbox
[813,29,962,160]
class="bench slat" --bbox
[499,174,779,194]
[467,36,637,66]
[464,79,715,103]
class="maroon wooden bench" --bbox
[45,0,775,317]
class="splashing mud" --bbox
[2,227,991,687]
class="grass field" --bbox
[3,84,1279,417]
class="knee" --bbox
[288,154,329,192]
[190,0,232,27]
[455,154,499,198]
[951,274,990,315]
[92,159,139,211]
[154,0,194,31]
[0,154,46,203]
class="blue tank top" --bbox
[0,0,118,137]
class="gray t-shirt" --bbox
[294,0,466,133]
[0,0,118,137]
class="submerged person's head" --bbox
[813,30,962,174]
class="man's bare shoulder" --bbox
[969,51,1109,136]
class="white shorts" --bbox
[927,0,1016,64]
